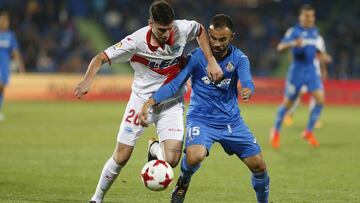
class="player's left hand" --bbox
[240,88,252,102]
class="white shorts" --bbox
[117,91,185,146]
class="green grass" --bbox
[1,102,360,203]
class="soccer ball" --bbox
[141,160,174,191]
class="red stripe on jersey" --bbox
[103,51,111,66]
[130,55,149,66]
[151,63,181,84]
[130,54,181,84]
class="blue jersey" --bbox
[152,45,255,127]
[0,31,18,85]
[281,24,321,76]
[0,31,18,70]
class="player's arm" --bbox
[196,24,223,82]
[139,61,194,127]
[237,55,255,103]
[316,35,332,79]
[74,53,109,98]
[74,36,136,99]
[277,28,303,52]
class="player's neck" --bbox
[150,32,165,48]
[214,49,229,61]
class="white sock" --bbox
[91,157,123,202]
[150,142,164,160]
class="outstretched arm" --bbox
[74,52,109,99]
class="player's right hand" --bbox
[74,80,91,99]
[292,38,304,47]
[207,58,223,83]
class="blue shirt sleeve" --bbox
[281,27,297,43]
[151,56,195,104]
[10,32,19,51]
[237,54,255,93]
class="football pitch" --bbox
[1,101,359,203]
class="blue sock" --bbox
[307,104,323,131]
[180,156,200,185]
[274,105,287,131]
[0,91,3,112]
[251,171,270,203]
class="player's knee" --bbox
[245,155,267,173]
[186,153,205,167]
[113,144,133,166]
[165,156,180,168]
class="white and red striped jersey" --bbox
[104,19,201,97]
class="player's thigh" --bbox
[242,153,267,173]
[155,101,185,144]
[0,68,9,89]
[308,76,325,104]
[185,144,207,166]
[184,120,217,156]
[117,92,146,146]
[220,120,261,160]
[284,79,302,104]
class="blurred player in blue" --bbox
[270,5,329,149]
[0,11,25,121]
[140,14,269,203]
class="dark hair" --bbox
[149,0,175,25]
[300,4,315,13]
[210,14,233,31]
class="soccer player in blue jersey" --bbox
[0,11,25,121]
[140,14,269,203]
[270,5,328,149]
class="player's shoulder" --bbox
[229,45,248,60]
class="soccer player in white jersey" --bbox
[283,35,332,128]
[74,1,223,202]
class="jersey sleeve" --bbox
[280,27,297,43]
[151,54,195,104]
[103,35,136,65]
[315,35,326,53]
[10,32,19,52]
[177,20,201,43]
[237,54,255,93]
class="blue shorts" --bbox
[0,67,10,85]
[185,118,261,159]
[285,72,323,101]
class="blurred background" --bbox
[1,0,360,78]
[1,1,360,202]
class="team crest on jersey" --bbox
[113,42,123,50]
[226,62,234,72]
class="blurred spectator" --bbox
[0,0,359,79]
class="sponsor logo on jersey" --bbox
[201,76,232,89]
[148,55,183,69]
